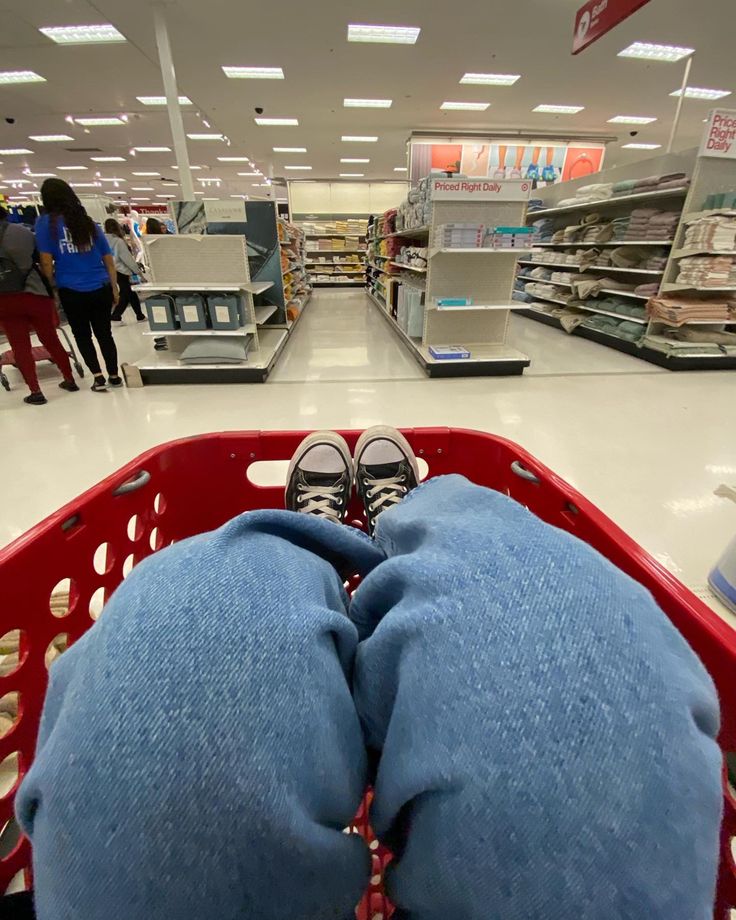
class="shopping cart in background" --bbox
[0,428,734,918]
[0,304,84,392]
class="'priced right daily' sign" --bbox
[700,109,736,159]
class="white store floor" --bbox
[1,290,734,629]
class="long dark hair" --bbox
[145,217,165,234]
[40,178,97,250]
[104,218,124,238]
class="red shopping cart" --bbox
[0,428,734,917]
[0,306,84,392]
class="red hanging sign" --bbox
[572,0,651,54]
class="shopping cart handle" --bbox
[510,460,541,484]
[112,470,151,496]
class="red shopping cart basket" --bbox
[0,428,734,917]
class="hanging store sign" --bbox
[429,178,531,201]
[572,0,651,54]
[699,109,736,159]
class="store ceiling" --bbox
[0,0,733,203]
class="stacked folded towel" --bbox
[676,255,736,288]
[656,172,689,191]
[530,218,556,242]
[634,282,660,296]
[529,266,553,280]
[528,198,545,212]
[525,282,564,301]
[646,211,680,240]
[550,271,575,284]
[683,216,736,252]
[647,294,736,325]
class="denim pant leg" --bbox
[350,474,722,920]
[16,510,384,920]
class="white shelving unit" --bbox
[279,216,312,321]
[296,217,368,287]
[366,178,530,377]
[127,235,289,384]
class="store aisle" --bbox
[0,293,734,630]
[271,290,424,382]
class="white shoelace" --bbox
[365,474,407,514]
[297,482,344,523]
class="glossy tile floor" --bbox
[1,290,734,629]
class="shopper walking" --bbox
[0,206,79,405]
[104,218,145,324]
[17,427,721,920]
[35,179,121,391]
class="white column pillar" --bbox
[667,54,694,154]
[152,3,195,199]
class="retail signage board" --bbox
[204,199,247,223]
[572,0,651,54]
[429,179,531,201]
[699,109,736,159]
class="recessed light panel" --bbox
[441,101,490,111]
[254,118,298,126]
[222,66,284,79]
[284,165,312,170]
[347,24,420,44]
[343,98,392,108]
[622,143,662,149]
[132,146,171,153]
[394,167,407,172]
[0,71,45,84]
[274,147,307,153]
[341,158,370,163]
[75,117,126,126]
[607,115,657,124]
[91,156,126,162]
[0,148,33,155]
[670,86,731,100]
[40,24,125,44]
[533,104,584,114]
[341,135,378,142]
[460,73,520,85]
[132,187,154,191]
[56,166,87,171]
[132,171,159,176]
[217,156,250,162]
[618,41,693,62]
[29,134,74,142]
[187,133,224,140]
[340,173,364,177]
[137,96,192,105]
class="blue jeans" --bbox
[17,475,721,919]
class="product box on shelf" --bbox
[435,297,473,307]
[175,293,209,331]
[207,294,243,330]
[492,226,535,249]
[146,294,179,332]
[429,344,471,360]
[434,223,489,249]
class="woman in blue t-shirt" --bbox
[36,179,121,391]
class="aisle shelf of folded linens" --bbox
[516,148,736,370]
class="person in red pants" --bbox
[0,206,78,406]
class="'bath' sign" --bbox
[572,0,651,54]
[700,109,736,159]
[430,179,531,201]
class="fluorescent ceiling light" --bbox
[622,143,662,149]
[0,70,46,84]
[441,101,490,111]
[237,171,260,176]
[230,194,248,198]
[201,197,218,201]
[71,182,101,187]
[0,148,33,155]
[341,158,370,163]
[254,118,298,126]
[131,197,150,201]
[198,177,222,182]
[99,177,125,182]
[533,104,584,114]
[29,134,73,142]
[217,156,250,162]
[137,96,192,105]
[75,117,126,126]
[23,172,56,178]
[341,135,378,142]
[618,41,693,62]
[284,165,312,170]
[347,24,420,44]
[187,133,224,140]
[670,86,732,100]
[156,194,175,198]
[607,115,657,125]
[222,66,284,79]
[460,73,520,86]
[161,182,178,187]
[131,186,154,190]
[132,171,159,176]
[40,24,125,44]
[57,165,87,170]
[394,167,407,172]
[90,155,126,161]
[132,146,171,152]
[340,173,364,177]
[172,165,203,170]
[273,147,306,153]
[343,98,392,108]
